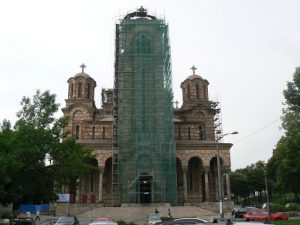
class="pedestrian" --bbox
[26,211,31,218]
[3,219,10,225]
[168,208,172,219]
[35,210,40,221]
[226,218,233,225]
[155,208,159,214]
[211,218,218,223]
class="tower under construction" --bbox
[113,7,178,204]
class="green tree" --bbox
[269,67,300,201]
[0,90,97,205]
[0,120,23,205]
[50,138,97,198]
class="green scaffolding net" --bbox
[113,15,178,204]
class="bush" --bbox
[270,203,288,212]
[0,212,12,219]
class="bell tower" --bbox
[180,65,209,109]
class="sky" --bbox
[1,0,299,170]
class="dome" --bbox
[185,74,203,81]
[74,72,92,79]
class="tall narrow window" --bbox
[198,126,203,140]
[87,83,90,99]
[92,126,95,139]
[78,82,82,98]
[102,126,105,139]
[196,83,200,100]
[178,126,181,140]
[70,84,74,98]
[75,125,80,139]
[187,84,191,100]
[188,127,191,140]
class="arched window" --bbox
[178,126,181,140]
[87,83,90,99]
[188,127,191,140]
[136,35,151,54]
[70,84,74,98]
[75,125,80,139]
[187,84,191,100]
[198,126,205,140]
[92,126,95,139]
[78,82,82,98]
[102,126,106,139]
[196,83,200,100]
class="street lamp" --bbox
[216,131,238,220]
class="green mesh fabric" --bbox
[114,18,178,204]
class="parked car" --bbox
[285,203,299,208]
[243,209,288,221]
[54,216,80,225]
[10,218,37,225]
[145,214,162,225]
[88,217,117,225]
[162,218,208,225]
[40,219,57,225]
[232,207,256,218]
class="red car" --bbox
[243,209,288,221]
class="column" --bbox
[98,169,104,203]
[204,168,209,201]
[183,168,188,203]
[226,173,231,200]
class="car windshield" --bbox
[148,214,161,220]
[56,217,74,223]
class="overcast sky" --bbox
[1,0,299,170]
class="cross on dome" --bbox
[80,63,86,73]
[191,65,197,75]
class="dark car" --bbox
[54,216,80,225]
[11,218,37,225]
[232,207,256,218]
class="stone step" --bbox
[79,205,217,222]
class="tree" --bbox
[269,67,300,201]
[0,120,23,205]
[0,90,97,205]
[50,138,97,198]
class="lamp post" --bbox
[216,131,238,220]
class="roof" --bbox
[185,74,203,81]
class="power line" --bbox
[234,118,282,144]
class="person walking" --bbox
[35,210,40,221]
[26,211,31,218]
[168,208,172,219]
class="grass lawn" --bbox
[273,219,300,225]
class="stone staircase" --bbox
[79,205,217,222]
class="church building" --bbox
[62,7,233,207]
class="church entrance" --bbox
[139,175,152,203]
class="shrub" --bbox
[270,203,288,212]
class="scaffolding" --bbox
[112,8,178,205]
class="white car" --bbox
[145,213,162,225]
[88,217,118,225]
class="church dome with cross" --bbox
[181,65,209,104]
[67,64,97,100]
